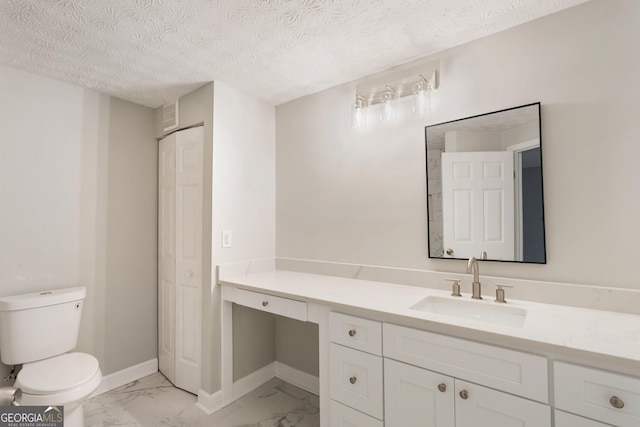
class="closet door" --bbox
[158,135,176,384]
[174,126,203,394]
[158,126,203,395]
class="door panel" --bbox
[174,126,203,394]
[158,136,176,384]
[384,358,455,427]
[442,151,514,260]
[158,126,204,395]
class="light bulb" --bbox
[351,95,367,129]
[412,80,431,115]
[380,88,397,123]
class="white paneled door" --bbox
[442,151,514,260]
[384,358,455,427]
[158,132,176,385]
[158,126,203,395]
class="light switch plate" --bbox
[222,230,232,248]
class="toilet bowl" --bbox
[0,287,102,427]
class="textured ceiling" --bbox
[0,0,589,108]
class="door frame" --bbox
[507,138,540,262]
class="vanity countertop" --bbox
[219,269,640,365]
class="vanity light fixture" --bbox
[353,69,438,127]
[351,94,368,129]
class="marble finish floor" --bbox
[84,372,319,427]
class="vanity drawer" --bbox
[554,410,613,427]
[330,343,383,420]
[330,400,384,427]
[329,312,382,356]
[234,288,307,321]
[554,362,640,427]
[383,323,548,403]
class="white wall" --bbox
[0,65,157,377]
[212,82,276,264]
[276,0,640,289]
[0,65,87,293]
[212,82,277,388]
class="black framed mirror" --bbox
[425,102,546,263]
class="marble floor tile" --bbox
[85,372,319,427]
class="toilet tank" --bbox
[0,287,86,365]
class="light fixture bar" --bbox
[358,69,438,106]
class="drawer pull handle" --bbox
[262,301,269,307]
[610,396,625,409]
[348,329,357,337]
[349,376,357,385]
[459,390,469,400]
[438,383,447,392]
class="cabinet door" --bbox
[330,344,383,420]
[455,380,551,427]
[384,358,454,427]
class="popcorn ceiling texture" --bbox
[0,0,588,107]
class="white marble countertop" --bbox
[219,268,640,365]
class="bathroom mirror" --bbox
[425,102,546,263]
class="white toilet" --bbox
[0,287,102,427]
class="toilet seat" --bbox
[16,352,102,406]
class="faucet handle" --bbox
[446,278,462,297]
[494,284,513,303]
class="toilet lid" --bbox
[16,352,100,395]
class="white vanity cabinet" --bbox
[218,269,640,427]
[383,323,551,427]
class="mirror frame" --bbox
[425,102,547,264]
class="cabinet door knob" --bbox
[349,376,357,385]
[262,301,269,307]
[348,329,357,337]
[186,270,193,278]
[459,390,469,400]
[438,383,447,392]
[610,396,625,409]
[446,248,454,256]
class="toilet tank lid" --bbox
[0,287,86,311]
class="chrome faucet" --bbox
[467,257,482,299]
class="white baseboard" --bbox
[232,362,276,400]
[91,358,158,397]
[196,388,224,415]
[275,362,319,395]
[194,361,321,416]
[228,361,319,403]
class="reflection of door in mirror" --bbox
[442,152,514,260]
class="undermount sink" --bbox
[410,295,527,328]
